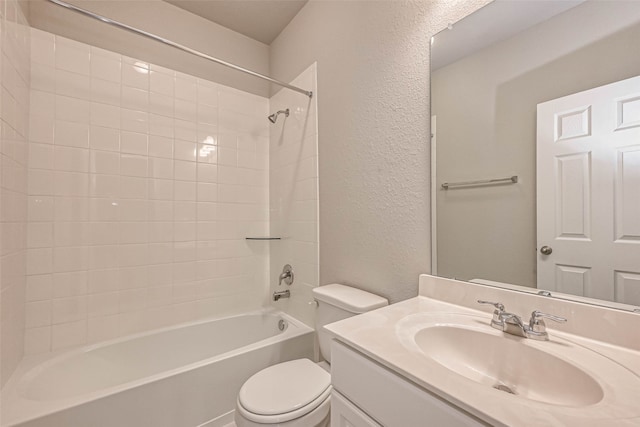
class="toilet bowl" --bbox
[234,284,388,427]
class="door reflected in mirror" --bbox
[431,0,640,311]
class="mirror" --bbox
[431,0,640,312]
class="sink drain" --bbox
[493,383,516,395]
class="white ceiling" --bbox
[431,0,586,71]
[165,0,308,45]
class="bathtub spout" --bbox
[273,290,290,301]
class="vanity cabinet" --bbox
[330,341,488,427]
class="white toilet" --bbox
[235,284,388,427]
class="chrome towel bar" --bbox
[441,175,518,190]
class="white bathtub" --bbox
[0,310,314,427]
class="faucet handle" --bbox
[477,300,505,312]
[477,300,506,329]
[528,310,567,333]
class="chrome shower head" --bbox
[268,108,290,124]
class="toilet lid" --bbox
[238,359,331,416]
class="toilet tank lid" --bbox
[312,284,388,313]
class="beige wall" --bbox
[433,2,640,287]
[269,0,489,303]
[28,0,271,97]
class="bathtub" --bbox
[0,310,314,427]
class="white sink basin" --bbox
[414,325,604,407]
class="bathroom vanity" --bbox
[325,275,640,426]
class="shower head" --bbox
[268,108,290,124]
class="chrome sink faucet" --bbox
[477,300,567,341]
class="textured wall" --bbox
[25,28,270,354]
[28,0,271,97]
[0,0,30,387]
[269,0,489,303]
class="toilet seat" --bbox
[237,359,332,424]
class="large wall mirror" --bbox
[431,0,640,312]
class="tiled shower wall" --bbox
[269,64,319,326]
[25,28,270,354]
[0,0,30,386]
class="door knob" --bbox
[540,246,553,255]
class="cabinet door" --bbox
[331,390,382,427]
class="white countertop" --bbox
[325,295,640,427]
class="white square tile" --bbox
[90,126,120,152]
[31,29,55,67]
[26,274,53,301]
[25,326,51,355]
[30,115,55,144]
[55,95,90,123]
[55,120,89,148]
[120,176,147,199]
[53,246,88,273]
[87,294,119,318]
[148,200,173,221]
[53,145,89,172]
[91,54,121,83]
[54,171,89,197]
[174,181,196,201]
[88,198,119,221]
[29,142,53,170]
[28,196,54,221]
[56,69,90,99]
[56,41,90,75]
[174,160,196,181]
[149,114,174,138]
[120,154,148,177]
[119,199,147,221]
[91,78,120,106]
[148,135,173,159]
[28,169,54,195]
[88,222,119,245]
[148,178,173,200]
[120,131,148,155]
[122,58,149,90]
[121,109,148,133]
[89,245,119,269]
[87,315,119,343]
[197,163,217,183]
[175,76,196,102]
[149,92,173,117]
[90,103,120,129]
[53,221,89,247]
[52,320,87,350]
[25,300,51,328]
[53,197,89,221]
[31,90,55,118]
[52,296,87,324]
[88,268,119,294]
[52,271,88,298]
[89,174,119,198]
[122,86,149,112]
[90,150,120,174]
[148,157,173,179]
[27,222,53,248]
[174,140,196,162]
[150,70,173,97]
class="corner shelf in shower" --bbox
[245,237,282,240]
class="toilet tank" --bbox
[312,284,388,363]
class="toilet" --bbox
[234,284,388,427]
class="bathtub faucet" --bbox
[279,264,294,286]
[273,290,290,301]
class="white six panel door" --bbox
[537,75,640,306]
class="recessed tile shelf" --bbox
[245,237,282,240]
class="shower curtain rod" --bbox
[45,0,314,98]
